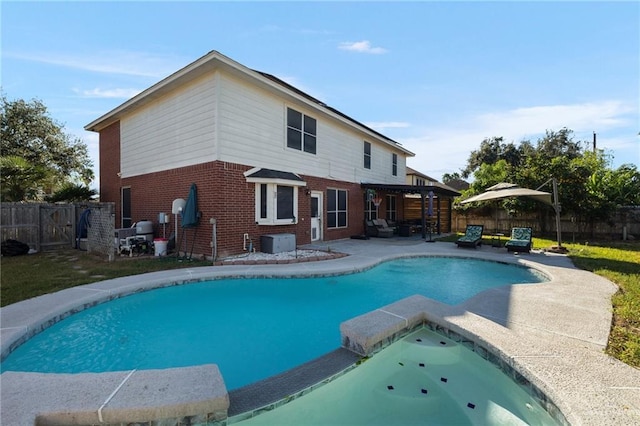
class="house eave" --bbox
[84,51,415,157]
[361,183,461,197]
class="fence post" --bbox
[70,205,77,249]
[36,203,41,252]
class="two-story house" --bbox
[85,50,457,258]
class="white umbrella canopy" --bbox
[461,182,552,205]
[460,180,565,251]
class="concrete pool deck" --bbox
[2,237,639,425]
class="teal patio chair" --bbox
[456,224,484,248]
[505,227,533,253]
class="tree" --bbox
[461,136,531,178]
[607,164,640,207]
[458,128,638,237]
[0,94,94,201]
[0,156,48,201]
[46,183,97,203]
[441,172,462,184]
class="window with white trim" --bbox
[386,195,397,221]
[255,183,299,225]
[245,168,306,225]
[364,141,371,169]
[287,107,317,154]
[327,188,347,228]
[392,153,398,176]
[365,199,377,220]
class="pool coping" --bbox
[2,238,639,425]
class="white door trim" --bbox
[310,191,323,242]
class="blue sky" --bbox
[2,1,638,188]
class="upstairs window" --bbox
[392,153,398,176]
[364,141,371,169]
[287,107,317,154]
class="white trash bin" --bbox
[154,238,168,256]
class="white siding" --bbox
[119,67,407,183]
[120,74,217,177]
[216,74,407,184]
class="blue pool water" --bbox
[2,257,544,390]
[234,328,559,425]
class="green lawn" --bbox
[2,238,638,368]
[1,250,209,307]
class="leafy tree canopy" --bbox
[455,128,640,228]
[1,93,94,201]
[46,183,98,203]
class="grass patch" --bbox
[1,250,209,307]
[559,240,640,367]
[439,232,640,368]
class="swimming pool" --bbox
[1,257,545,390]
[232,328,560,425]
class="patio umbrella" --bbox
[461,182,554,243]
[181,183,199,228]
[427,191,434,217]
[426,191,435,242]
[461,182,552,206]
[180,183,199,259]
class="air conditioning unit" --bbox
[260,233,296,254]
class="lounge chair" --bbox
[373,219,397,235]
[456,224,484,248]
[366,220,394,238]
[505,227,532,253]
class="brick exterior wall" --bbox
[99,121,121,223]
[109,159,366,259]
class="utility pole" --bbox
[593,131,597,152]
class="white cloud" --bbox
[74,87,141,99]
[338,40,387,54]
[475,101,635,137]
[6,50,182,78]
[401,100,637,180]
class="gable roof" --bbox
[405,166,439,182]
[85,50,414,157]
[244,168,304,182]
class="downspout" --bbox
[210,218,217,263]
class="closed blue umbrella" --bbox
[181,183,199,228]
[426,191,435,242]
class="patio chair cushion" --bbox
[367,220,394,238]
[505,227,532,252]
[456,225,483,248]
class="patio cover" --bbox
[361,182,460,197]
[361,182,460,239]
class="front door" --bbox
[310,192,322,241]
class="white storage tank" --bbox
[136,220,154,241]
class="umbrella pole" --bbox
[189,228,197,260]
[553,178,563,249]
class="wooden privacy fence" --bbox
[1,202,115,254]
[452,206,640,241]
